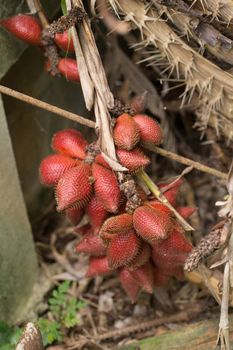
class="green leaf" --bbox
[37,319,62,346]
[0,321,22,350]
[61,0,67,15]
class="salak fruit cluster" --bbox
[0,14,79,82]
[39,113,194,302]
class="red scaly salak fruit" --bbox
[118,268,141,302]
[107,230,142,269]
[65,207,84,225]
[1,15,42,45]
[158,179,183,206]
[151,229,192,278]
[94,154,111,169]
[39,154,79,186]
[74,223,93,236]
[116,148,150,172]
[56,163,92,211]
[92,163,120,213]
[86,195,109,229]
[153,267,170,287]
[86,256,112,277]
[76,232,106,256]
[133,205,172,243]
[145,201,171,215]
[113,114,140,150]
[52,129,88,160]
[176,206,196,219]
[133,114,163,145]
[129,261,154,293]
[128,242,151,270]
[55,31,74,52]
[100,213,133,240]
[58,58,80,82]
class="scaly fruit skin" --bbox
[92,163,120,213]
[158,179,183,206]
[107,230,141,269]
[129,262,154,293]
[55,31,74,53]
[133,114,163,145]
[152,229,192,278]
[113,114,140,150]
[128,242,151,270]
[176,206,196,219]
[86,256,112,277]
[116,148,150,172]
[58,58,80,82]
[52,129,88,160]
[100,213,133,240]
[145,201,171,215]
[133,205,172,243]
[1,15,42,45]
[56,163,92,211]
[39,154,79,186]
[119,268,141,302]
[76,232,106,256]
[65,207,84,225]
[86,195,109,229]
[94,154,111,169]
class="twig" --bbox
[0,84,229,180]
[144,143,228,181]
[93,309,199,341]
[0,85,95,129]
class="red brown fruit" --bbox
[65,207,84,225]
[133,114,163,145]
[151,229,192,278]
[176,206,196,219]
[51,129,88,160]
[100,213,133,240]
[116,148,150,172]
[92,163,120,213]
[128,242,151,270]
[39,154,79,186]
[113,114,140,150]
[107,230,141,269]
[119,268,141,302]
[58,58,80,82]
[158,179,183,206]
[76,232,106,256]
[145,201,171,215]
[1,15,42,45]
[55,31,74,52]
[129,262,154,293]
[86,256,112,277]
[86,195,109,229]
[133,205,172,243]
[94,154,111,169]
[56,163,92,211]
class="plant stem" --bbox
[0,84,228,180]
[144,143,228,181]
[137,169,194,231]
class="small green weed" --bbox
[38,280,86,346]
[0,321,22,350]
[0,281,86,349]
